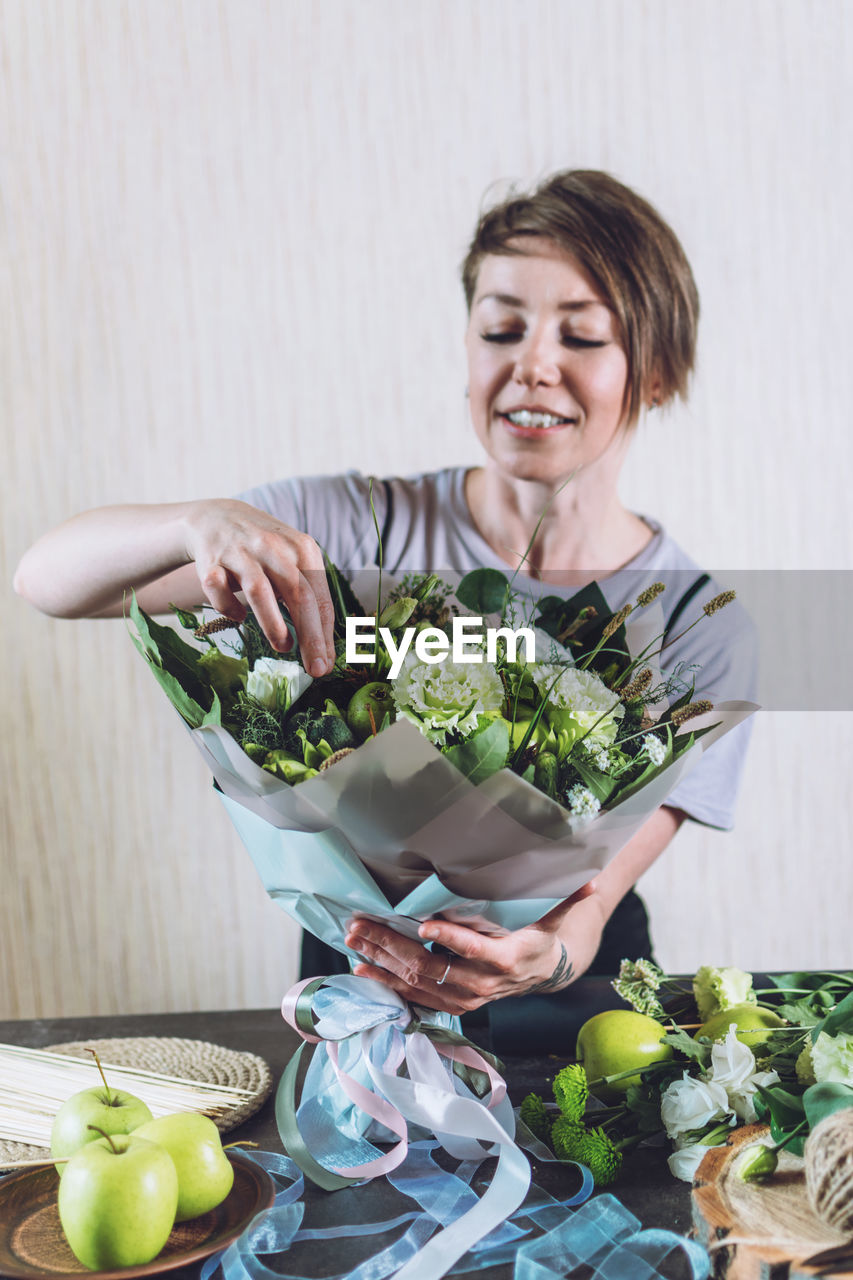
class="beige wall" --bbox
[4,0,851,1017]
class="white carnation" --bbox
[535,663,624,746]
[812,1031,853,1085]
[391,654,504,745]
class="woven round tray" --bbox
[0,1036,273,1168]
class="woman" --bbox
[14,170,756,1025]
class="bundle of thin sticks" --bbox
[0,1043,258,1149]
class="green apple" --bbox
[133,1112,234,1221]
[58,1130,179,1270]
[696,1002,784,1047]
[576,1009,673,1098]
[346,682,396,740]
[51,1087,153,1172]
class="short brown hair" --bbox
[461,170,699,425]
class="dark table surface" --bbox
[0,980,694,1278]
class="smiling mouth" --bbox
[502,410,575,430]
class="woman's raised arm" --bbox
[13,498,336,676]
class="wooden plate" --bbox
[0,1152,275,1278]
[692,1123,853,1280]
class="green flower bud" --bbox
[378,597,418,628]
[732,1142,778,1183]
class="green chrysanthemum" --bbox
[552,1064,589,1120]
[578,1126,623,1188]
[550,1116,587,1162]
[519,1093,551,1142]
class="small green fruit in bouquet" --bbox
[58,1130,179,1270]
[576,1009,673,1097]
[346,682,396,740]
[133,1112,235,1221]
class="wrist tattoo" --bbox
[528,942,575,994]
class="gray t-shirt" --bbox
[238,467,757,829]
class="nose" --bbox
[512,330,560,388]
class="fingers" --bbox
[344,921,489,1015]
[187,502,336,673]
[417,918,516,973]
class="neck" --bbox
[464,464,652,585]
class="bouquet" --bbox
[522,962,853,1187]
[129,558,754,1275]
[129,560,753,932]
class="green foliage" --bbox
[519,1093,551,1141]
[456,568,509,615]
[282,709,355,759]
[661,1027,712,1070]
[753,1083,807,1155]
[813,990,853,1042]
[441,717,509,784]
[803,1082,853,1130]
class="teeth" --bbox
[506,410,569,428]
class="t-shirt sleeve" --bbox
[656,582,759,830]
[234,472,388,569]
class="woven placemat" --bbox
[0,1036,273,1168]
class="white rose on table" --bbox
[709,1027,780,1122]
[667,1140,718,1182]
[660,1073,733,1140]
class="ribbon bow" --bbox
[277,973,531,1280]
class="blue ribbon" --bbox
[201,1145,709,1280]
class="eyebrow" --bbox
[475,292,606,312]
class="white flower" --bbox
[812,1031,853,1085]
[660,1073,733,1140]
[640,733,666,767]
[565,784,601,824]
[692,965,756,1021]
[247,658,313,711]
[707,1027,780,1122]
[534,663,624,747]
[709,1027,757,1093]
[391,654,504,745]
[667,1140,721,1183]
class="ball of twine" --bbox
[805,1108,853,1234]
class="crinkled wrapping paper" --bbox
[194,700,756,950]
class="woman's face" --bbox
[465,238,631,486]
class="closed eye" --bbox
[562,336,607,349]
[480,331,522,344]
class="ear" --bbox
[646,372,663,410]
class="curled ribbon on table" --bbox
[276,973,532,1279]
[201,1149,710,1280]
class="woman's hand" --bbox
[181,499,336,675]
[344,883,599,1017]
[15,497,337,676]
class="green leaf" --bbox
[661,1027,712,1068]
[803,1082,853,1130]
[813,990,853,1042]
[128,596,213,726]
[776,998,824,1028]
[754,1082,807,1154]
[442,717,510,784]
[171,604,201,631]
[572,758,619,805]
[455,568,509,615]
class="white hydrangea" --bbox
[812,1031,853,1085]
[391,654,504,745]
[534,663,624,746]
[640,733,666,767]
